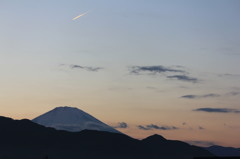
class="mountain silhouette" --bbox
[0,116,214,159]
[32,106,120,133]
[205,145,240,157]
[142,133,214,159]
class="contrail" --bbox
[72,11,88,20]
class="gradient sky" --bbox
[1,0,240,147]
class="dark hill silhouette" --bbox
[0,116,213,159]
[194,157,240,159]
[142,133,212,159]
[205,146,240,157]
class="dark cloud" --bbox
[70,65,102,72]
[185,140,216,147]
[129,65,199,83]
[226,91,240,96]
[196,94,220,98]
[194,108,240,113]
[129,65,185,75]
[181,95,197,99]
[167,75,199,83]
[138,125,150,130]
[137,124,178,130]
[181,93,220,99]
[198,126,205,130]
[181,92,240,99]
[113,122,128,129]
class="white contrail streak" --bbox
[72,11,88,20]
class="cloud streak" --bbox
[194,108,240,113]
[167,75,199,83]
[113,122,128,129]
[198,126,205,130]
[129,65,185,75]
[137,124,178,130]
[129,65,199,83]
[181,93,220,99]
[181,91,240,99]
[70,65,102,72]
[227,91,240,96]
[72,11,88,20]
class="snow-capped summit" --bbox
[32,106,121,134]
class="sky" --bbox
[0,0,240,147]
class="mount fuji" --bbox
[32,106,121,134]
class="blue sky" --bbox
[0,0,240,147]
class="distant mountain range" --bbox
[32,106,121,134]
[205,145,240,157]
[0,116,213,159]
[1,106,239,158]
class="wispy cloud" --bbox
[198,126,205,130]
[194,108,240,113]
[167,75,199,83]
[113,122,128,129]
[70,65,103,72]
[226,91,240,96]
[129,65,185,75]
[181,93,220,99]
[72,11,89,20]
[181,91,240,99]
[129,65,199,83]
[137,124,178,130]
[138,125,151,130]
